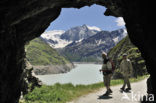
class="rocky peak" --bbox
[60,24,100,41]
[82,24,88,29]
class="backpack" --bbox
[110,60,115,72]
[103,58,115,71]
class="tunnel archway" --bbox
[0,0,155,103]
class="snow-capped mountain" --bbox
[41,30,65,39]
[41,24,101,48]
[111,28,127,44]
[60,28,127,62]
[41,30,73,48]
[40,25,127,62]
[60,24,101,41]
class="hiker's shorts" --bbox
[103,74,112,87]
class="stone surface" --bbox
[21,59,42,95]
[0,0,155,103]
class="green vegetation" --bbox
[108,36,148,78]
[22,75,148,103]
[25,38,70,65]
[61,49,101,62]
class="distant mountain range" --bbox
[41,24,101,48]
[41,24,127,62]
[60,28,127,62]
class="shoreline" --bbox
[33,63,74,75]
[33,62,102,75]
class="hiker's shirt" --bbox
[102,61,112,75]
[120,59,133,77]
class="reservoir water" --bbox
[36,63,103,85]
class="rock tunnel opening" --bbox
[0,0,155,103]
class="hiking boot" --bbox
[108,88,113,93]
[103,90,110,96]
[125,88,131,91]
[120,87,125,91]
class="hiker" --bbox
[100,52,115,96]
[120,53,133,91]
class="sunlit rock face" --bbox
[0,0,155,103]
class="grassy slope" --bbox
[22,75,148,103]
[62,50,100,62]
[25,38,70,66]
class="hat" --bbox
[123,53,127,56]
[102,51,107,56]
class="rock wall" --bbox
[21,59,42,95]
[0,0,155,103]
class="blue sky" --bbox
[46,4,125,31]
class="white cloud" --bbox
[115,17,125,26]
[86,25,102,31]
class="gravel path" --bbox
[69,79,147,103]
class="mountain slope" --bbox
[25,37,74,75]
[60,28,127,62]
[25,37,71,65]
[108,36,147,78]
[40,30,72,48]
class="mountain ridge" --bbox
[60,28,127,62]
[41,24,101,48]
